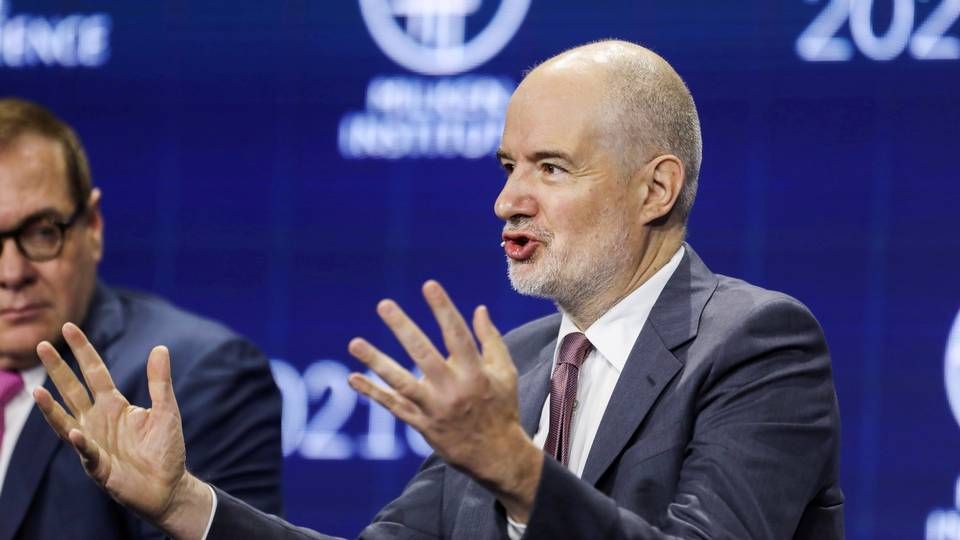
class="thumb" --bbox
[69,428,111,486]
[146,346,180,417]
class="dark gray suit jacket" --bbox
[209,246,843,539]
[0,283,283,540]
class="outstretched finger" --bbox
[421,281,479,366]
[146,346,180,417]
[62,323,117,397]
[348,338,427,403]
[472,305,511,368]
[68,429,111,485]
[36,341,92,416]
[376,300,447,381]
[33,387,79,441]
[348,373,423,429]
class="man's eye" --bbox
[23,223,60,245]
[542,163,564,175]
[501,162,515,175]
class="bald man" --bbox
[32,40,843,539]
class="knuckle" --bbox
[409,339,433,360]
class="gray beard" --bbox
[506,213,632,324]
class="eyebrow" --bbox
[0,207,69,235]
[495,149,576,165]
[531,150,576,165]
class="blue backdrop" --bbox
[2,1,959,538]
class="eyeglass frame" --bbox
[0,205,87,262]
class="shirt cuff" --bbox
[506,515,527,540]
[200,483,218,540]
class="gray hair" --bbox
[536,40,703,222]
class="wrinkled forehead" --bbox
[501,66,613,153]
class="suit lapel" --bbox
[517,341,555,436]
[0,380,64,540]
[580,245,718,486]
[580,330,680,485]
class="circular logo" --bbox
[359,0,531,76]
[946,307,960,426]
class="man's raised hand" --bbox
[33,323,212,540]
[346,281,543,522]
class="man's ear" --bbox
[84,188,104,263]
[638,155,684,225]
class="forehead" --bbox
[0,133,71,226]
[501,65,611,158]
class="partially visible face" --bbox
[495,61,646,309]
[0,133,102,370]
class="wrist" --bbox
[157,472,213,540]
[493,426,543,523]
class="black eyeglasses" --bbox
[0,208,86,262]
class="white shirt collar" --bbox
[19,362,47,390]
[555,246,685,374]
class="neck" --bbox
[561,229,683,330]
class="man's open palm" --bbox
[33,323,187,523]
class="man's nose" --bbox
[494,169,538,222]
[0,238,37,290]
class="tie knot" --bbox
[0,369,24,407]
[558,332,592,369]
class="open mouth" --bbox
[502,231,541,261]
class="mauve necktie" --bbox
[0,369,24,454]
[543,332,593,466]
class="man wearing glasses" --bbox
[0,98,283,539]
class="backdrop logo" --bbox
[925,307,960,540]
[947,309,960,427]
[0,0,111,68]
[359,0,531,76]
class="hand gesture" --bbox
[33,323,211,540]
[347,281,543,521]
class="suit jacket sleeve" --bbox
[210,486,339,540]
[522,297,841,539]
[208,454,448,540]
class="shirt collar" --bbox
[555,246,685,374]
[18,363,47,393]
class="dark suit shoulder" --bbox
[710,274,812,315]
[702,275,822,336]
[89,285,269,397]
[113,287,240,348]
[691,274,830,392]
[101,288,267,381]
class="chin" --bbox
[0,351,44,370]
[508,265,558,300]
[0,327,57,369]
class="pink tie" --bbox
[0,369,24,454]
[543,332,593,466]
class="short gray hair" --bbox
[544,40,703,222]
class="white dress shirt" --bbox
[508,246,684,538]
[0,364,47,494]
